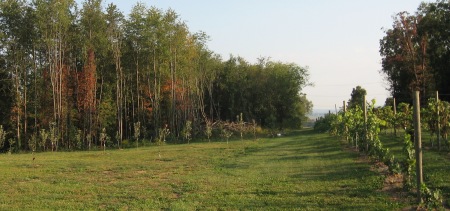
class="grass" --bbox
[0,129,409,210]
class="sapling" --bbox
[181,120,192,144]
[39,129,48,151]
[86,133,92,151]
[115,131,120,149]
[238,113,244,140]
[156,125,170,158]
[8,138,15,154]
[75,130,82,150]
[205,120,212,142]
[100,128,108,152]
[134,122,141,148]
[252,119,258,141]
[49,122,57,152]
[28,134,37,162]
[220,124,233,144]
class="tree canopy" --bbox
[380,0,450,104]
[348,86,367,109]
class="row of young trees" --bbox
[380,0,450,104]
[0,0,311,152]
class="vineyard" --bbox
[316,92,450,209]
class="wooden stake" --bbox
[364,95,368,152]
[393,98,397,137]
[437,91,441,151]
[413,91,423,202]
[343,101,348,143]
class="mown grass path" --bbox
[0,130,407,210]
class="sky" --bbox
[79,0,426,110]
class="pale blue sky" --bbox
[79,0,426,110]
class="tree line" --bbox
[0,0,311,151]
[380,0,450,104]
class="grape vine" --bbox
[326,98,445,208]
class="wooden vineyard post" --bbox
[413,91,423,202]
[343,101,348,143]
[437,91,441,151]
[393,98,397,137]
[363,95,368,152]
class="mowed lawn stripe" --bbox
[0,130,407,210]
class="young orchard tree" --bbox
[219,123,233,144]
[181,120,192,144]
[205,120,212,142]
[86,133,92,151]
[237,113,244,140]
[252,119,258,141]
[39,129,48,152]
[28,134,37,161]
[134,121,141,148]
[49,122,58,152]
[99,128,108,151]
[156,125,170,158]
[8,138,15,154]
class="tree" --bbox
[35,0,77,149]
[380,1,450,103]
[79,0,109,148]
[105,3,125,148]
[348,86,367,109]
[77,48,97,142]
[0,0,36,150]
[99,127,108,151]
[213,58,311,130]
[418,1,450,102]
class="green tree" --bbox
[213,58,311,130]
[0,0,36,150]
[35,0,77,149]
[105,3,125,148]
[418,1,450,102]
[379,1,450,103]
[348,86,367,109]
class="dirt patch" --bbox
[103,170,114,175]
[135,170,146,174]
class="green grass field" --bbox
[0,130,413,210]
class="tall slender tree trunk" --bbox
[15,65,21,150]
[24,62,27,147]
